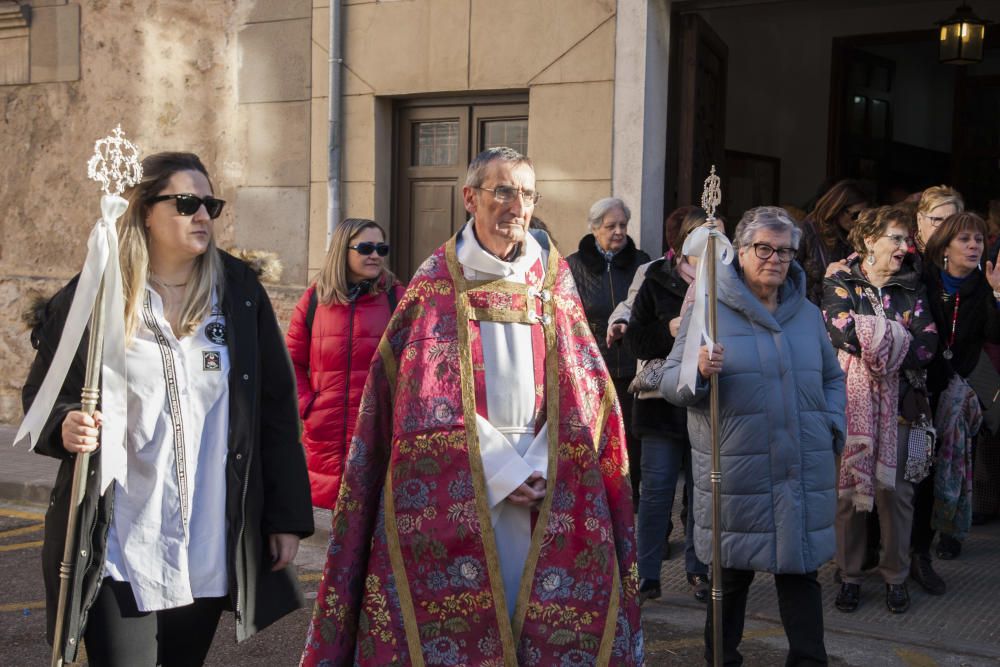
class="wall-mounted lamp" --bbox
[938,3,990,65]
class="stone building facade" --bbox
[1,0,670,423]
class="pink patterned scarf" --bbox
[838,314,912,511]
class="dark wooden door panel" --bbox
[409,179,459,272]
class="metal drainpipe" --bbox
[327,0,343,249]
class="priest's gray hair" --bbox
[465,147,533,188]
[734,206,801,250]
[587,197,631,231]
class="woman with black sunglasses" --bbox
[22,152,314,665]
[285,218,404,511]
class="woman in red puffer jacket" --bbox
[286,218,405,509]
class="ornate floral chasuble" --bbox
[301,234,643,667]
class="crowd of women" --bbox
[20,148,1000,666]
[572,183,1000,664]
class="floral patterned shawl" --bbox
[838,313,911,511]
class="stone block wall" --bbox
[0,0,310,424]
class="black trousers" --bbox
[704,568,827,667]
[910,471,936,554]
[613,376,641,502]
[83,578,226,667]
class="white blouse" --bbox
[104,287,230,612]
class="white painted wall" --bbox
[614,0,672,255]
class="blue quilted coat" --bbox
[661,261,846,573]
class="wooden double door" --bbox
[394,99,528,278]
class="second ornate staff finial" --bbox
[701,165,721,222]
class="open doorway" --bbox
[829,27,1000,211]
[667,1,1000,219]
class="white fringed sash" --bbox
[16,194,129,494]
[677,225,734,395]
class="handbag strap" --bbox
[862,286,887,319]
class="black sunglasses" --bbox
[349,242,390,257]
[844,207,862,222]
[147,194,226,219]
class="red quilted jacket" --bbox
[285,282,403,508]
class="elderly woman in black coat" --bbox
[567,197,650,500]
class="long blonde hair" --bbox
[315,218,395,305]
[119,152,224,341]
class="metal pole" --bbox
[707,224,723,667]
[50,279,105,667]
[327,0,343,250]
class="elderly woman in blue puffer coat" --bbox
[662,206,846,667]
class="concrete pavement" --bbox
[2,423,999,665]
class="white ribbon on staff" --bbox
[677,224,734,395]
[15,194,129,494]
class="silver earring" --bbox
[944,256,949,269]
[867,253,875,266]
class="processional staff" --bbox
[678,165,733,667]
[15,125,142,667]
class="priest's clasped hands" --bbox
[506,471,546,509]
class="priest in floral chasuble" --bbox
[301,148,643,667]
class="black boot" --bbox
[638,578,661,605]
[835,582,860,612]
[936,534,962,560]
[909,553,946,595]
[886,583,910,613]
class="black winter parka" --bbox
[623,258,691,438]
[22,251,314,662]
[566,234,650,379]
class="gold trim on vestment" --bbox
[382,465,425,666]
[511,240,562,640]
[445,236,519,666]
[378,335,397,398]
[379,337,424,666]
[467,306,541,325]
[594,385,616,453]
[596,556,622,665]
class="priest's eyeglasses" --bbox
[475,185,541,205]
[147,194,226,219]
[751,243,796,263]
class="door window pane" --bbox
[413,121,459,166]
[481,119,528,155]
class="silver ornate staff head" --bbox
[700,165,721,222]
[87,125,143,196]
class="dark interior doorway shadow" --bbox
[828,27,1000,211]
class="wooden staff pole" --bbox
[51,280,105,667]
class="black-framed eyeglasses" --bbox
[147,194,226,219]
[751,243,796,262]
[349,242,390,257]
[475,185,541,205]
